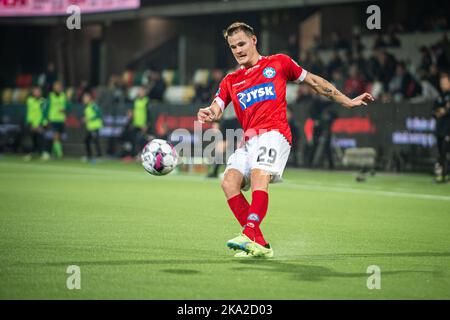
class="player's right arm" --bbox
[197,75,230,123]
[197,101,223,123]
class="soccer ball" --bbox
[141,139,178,176]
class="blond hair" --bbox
[223,22,255,39]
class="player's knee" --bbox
[221,177,240,196]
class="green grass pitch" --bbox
[1,156,449,299]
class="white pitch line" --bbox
[281,182,450,202]
[3,161,449,202]
[162,175,450,202]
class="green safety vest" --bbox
[26,96,45,128]
[84,102,103,131]
[48,92,67,123]
[133,97,148,129]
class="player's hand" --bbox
[347,93,375,108]
[197,107,216,123]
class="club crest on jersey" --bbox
[263,67,276,79]
[236,82,276,110]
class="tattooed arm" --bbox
[303,72,374,109]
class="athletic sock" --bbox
[255,231,268,247]
[53,141,63,158]
[227,193,249,226]
[227,193,268,245]
[243,190,268,246]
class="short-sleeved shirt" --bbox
[213,54,307,144]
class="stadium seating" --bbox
[192,69,211,86]
[162,69,180,86]
[163,85,195,104]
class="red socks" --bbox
[227,191,268,246]
[227,193,249,226]
[243,190,268,245]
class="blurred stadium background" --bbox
[2,0,450,301]
[0,0,449,174]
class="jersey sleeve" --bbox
[278,54,308,83]
[213,75,231,111]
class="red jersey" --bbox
[214,54,307,144]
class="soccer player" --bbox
[47,81,68,158]
[82,92,103,162]
[197,22,374,258]
[24,87,46,160]
[129,86,150,157]
[432,71,450,183]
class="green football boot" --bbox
[226,233,253,253]
[233,243,274,258]
[251,243,274,258]
[234,251,254,258]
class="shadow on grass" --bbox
[160,269,201,275]
[15,251,447,282]
[231,259,442,282]
[22,251,450,267]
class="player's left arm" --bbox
[303,72,374,109]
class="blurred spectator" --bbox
[46,81,68,159]
[296,82,315,103]
[194,69,224,104]
[97,74,126,156]
[193,82,211,103]
[387,31,401,47]
[82,91,103,162]
[210,69,224,94]
[207,102,239,178]
[388,62,422,101]
[349,51,370,80]
[387,22,405,34]
[307,99,337,169]
[369,78,385,100]
[433,33,450,69]
[303,50,325,76]
[287,33,299,60]
[129,86,150,157]
[431,71,450,183]
[344,64,366,97]
[327,51,344,78]
[368,49,397,88]
[373,33,387,49]
[419,46,434,75]
[23,87,45,160]
[286,108,300,167]
[330,32,350,51]
[331,68,345,91]
[45,62,57,84]
[428,64,441,92]
[311,35,326,52]
[415,74,440,102]
[44,62,57,95]
[75,80,90,103]
[350,34,365,54]
[147,70,166,102]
